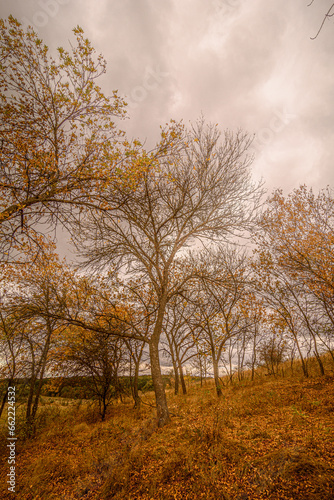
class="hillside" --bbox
[1,361,334,499]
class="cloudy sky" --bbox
[1,0,334,196]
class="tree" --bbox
[258,331,288,377]
[253,186,334,374]
[55,327,128,421]
[189,246,252,396]
[45,269,151,410]
[162,296,200,395]
[72,121,262,426]
[3,243,70,432]
[242,293,266,382]
[252,252,311,377]
[125,337,146,408]
[0,308,24,417]
[0,16,140,262]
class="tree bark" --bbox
[101,393,107,421]
[212,357,222,397]
[294,337,308,377]
[133,359,141,408]
[149,340,170,427]
[30,323,52,423]
[173,361,179,395]
[314,350,325,376]
[176,352,187,395]
[0,379,12,418]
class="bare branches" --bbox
[308,1,334,39]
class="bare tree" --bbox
[125,338,146,408]
[69,119,262,426]
[189,246,252,396]
[3,245,70,433]
[55,328,128,421]
[253,186,334,376]
[0,309,25,417]
[162,296,201,395]
[258,333,288,377]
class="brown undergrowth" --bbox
[0,360,334,499]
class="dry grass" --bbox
[1,360,334,499]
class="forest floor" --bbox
[1,362,334,499]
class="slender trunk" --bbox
[179,362,187,395]
[293,334,308,378]
[239,338,246,380]
[314,350,325,376]
[229,348,233,384]
[31,377,43,422]
[168,335,179,395]
[251,329,257,381]
[31,325,52,422]
[204,356,208,382]
[31,355,50,421]
[173,361,179,395]
[290,348,295,375]
[300,355,308,377]
[149,340,170,427]
[0,388,8,419]
[212,357,222,397]
[301,309,325,376]
[309,332,325,375]
[113,375,123,402]
[26,375,36,423]
[101,394,107,421]
[0,379,13,418]
[237,352,242,381]
[129,353,133,397]
[237,343,245,381]
[133,360,141,408]
[199,356,203,387]
[176,351,187,395]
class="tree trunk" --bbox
[101,393,107,421]
[173,361,179,395]
[31,327,52,423]
[0,379,13,418]
[212,357,222,397]
[293,334,308,377]
[314,350,325,376]
[26,375,36,423]
[199,357,203,387]
[31,377,44,422]
[149,340,170,427]
[204,357,207,382]
[179,362,187,395]
[250,326,257,381]
[133,360,141,408]
[176,352,187,395]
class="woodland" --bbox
[0,15,334,500]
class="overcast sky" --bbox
[1,0,334,196]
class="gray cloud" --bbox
[1,1,334,194]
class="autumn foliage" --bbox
[0,362,334,500]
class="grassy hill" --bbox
[0,358,334,499]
